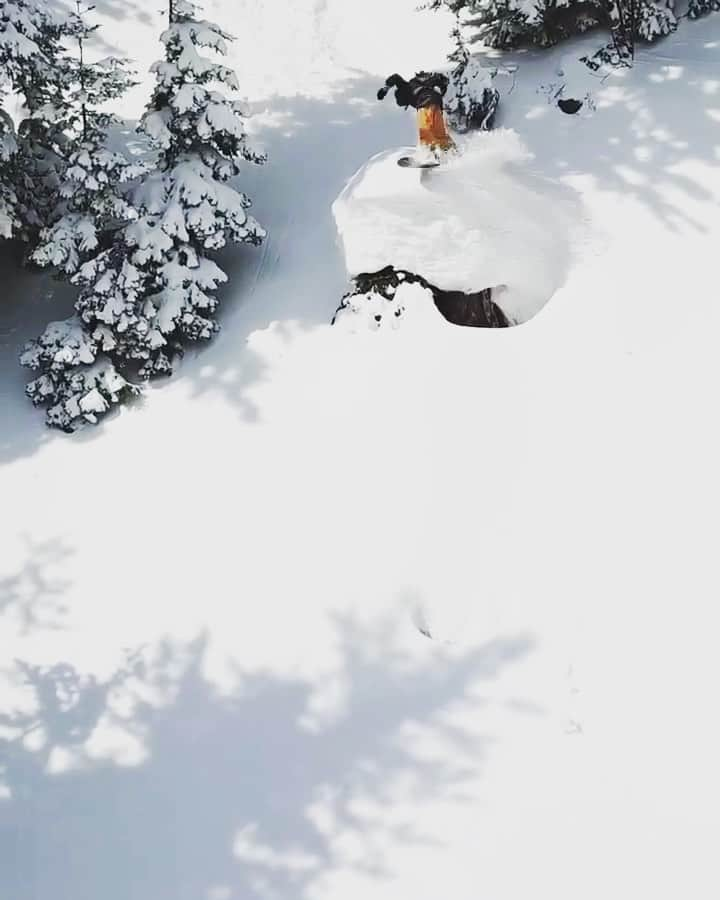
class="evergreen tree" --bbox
[31,1,143,275]
[427,1,680,52]
[74,0,265,380]
[20,2,147,431]
[0,106,18,237]
[1,0,78,240]
[22,0,266,431]
[0,0,70,239]
[688,0,720,19]
[443,15,499,132]
[21,318,139,431]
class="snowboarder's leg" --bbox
[416,104,455,161]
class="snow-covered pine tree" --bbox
[23,0,267,431]
[0,0,78,241]
[584,1,678,66]
[31,1,143,275]
[76,0,266,381]
[425,0,600,48]
[0,106,18,238]
[688,0,720,19]
[443,15,499,133]
[21,2,147,431]
[0,0,69,239]
[426,1,678,51]
[21,317,140,431]
[633,1,677,41]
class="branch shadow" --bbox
[0,618,535,900]
[53,0,158,56]
[0,538,73,635]
[495,22,720,234]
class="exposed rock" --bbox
[558,97,584,115]
[332,266,508,330]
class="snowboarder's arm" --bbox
[377,73,407,101]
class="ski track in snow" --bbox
[2,4,720,900]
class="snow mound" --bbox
[332,279,438,333]
[332,129,582,324]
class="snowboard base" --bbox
[398,156,440,169]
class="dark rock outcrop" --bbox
[333,266,509,329]
[558,97,583,114]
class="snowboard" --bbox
[398,156,440,169]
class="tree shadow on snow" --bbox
[69,0,158,55]
[0,537,73,636]
[494,22,720,234]
[0,616,535,900]
[0,246,77,466]
[94,0,155,27]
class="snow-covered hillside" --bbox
[2,3,720,899]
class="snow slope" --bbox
[2,3,720,900]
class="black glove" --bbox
[377,85,389,101]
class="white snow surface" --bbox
[3,3,720,900]
[333,129,583,322]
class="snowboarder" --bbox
[377,71,455,166]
